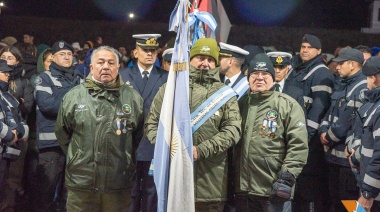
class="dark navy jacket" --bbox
[319,70,367,167]
[35,64,82,150]
[119,65,168,161]
[359,86,380,198]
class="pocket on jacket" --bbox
[263,156,283,182]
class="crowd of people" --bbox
[0,30,380,212]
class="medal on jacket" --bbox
[116,118,121,135]
[260,110,278,139]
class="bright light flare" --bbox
[129,13,134,19]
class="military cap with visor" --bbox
[133,34,161,49]
[162,48,173,62]
[219,42,249,59]
[267,51,292,66]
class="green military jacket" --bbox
[145,66,242,202]
[55,74,144,192]
[235,91,308,197]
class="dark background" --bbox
[3,0,373,30]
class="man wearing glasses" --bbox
[234,53,308,211]
[34,41,83,211]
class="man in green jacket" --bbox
[145,38,242,211]
[55,46,144,211]
[235,53,308,211]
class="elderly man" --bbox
[234,53,308,211]
[34,41,83,211]
[55,46,144,211]
[145,37,241,211]
[286,34,335,211]
[119,34,168,212]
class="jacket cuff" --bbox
[196,146,205,160]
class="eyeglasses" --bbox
[56,52,73,57]
[0,56,16,61]
[250,71,271,79]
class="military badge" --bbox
[123,104,132,114]
[266,110,278,120]
[276,56,283,65]
[200,46,210,53]
[59,42,64,48]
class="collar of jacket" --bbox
[189,65,221,85]
[341,69,364,85]
[294,54,324,72]
[85,73,123,100]
[8,63,24,80]
[366,86,380,103]
[248,90,274,104]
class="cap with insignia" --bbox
[51,41,74,55]
[267,51,292,66]
[219,42,249,59]
[190,38,220,65]
[248,53,275,80]
[133,34,161,49]
[162,48,174,62]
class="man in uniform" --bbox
[286,34,335,211]
[319,49,366,211]
[161,48,173,71]
[119,34,168,212]
[355,56,380,211]
[55,46,144,211]
[145,37,241,211]
[267,51,304,109]
[219,42,249,100]
[234,53,308,211]
[34,41,83,211]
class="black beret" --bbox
[302,34,322,49]
[51,41,74,55]
[362,56,380,76]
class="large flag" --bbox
[190,0,232,42]
[153,0,195,211]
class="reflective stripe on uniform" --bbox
[347,80,367,98]
[311,85,333,94]
[320,121,329,127]
[0,112,4,119]
[373,128,380,139]
[327,128,340,142]
[303,96,313,104]
[347,100,363,108]
[364,174,380,189]
[35,85,53,95]
[45,72,62,87]
[39,132,57,140]
[0,124,8,138]
[361,146,373,157]
[302,64,328,80]
[328,148,346,159]
[307,119,319,129]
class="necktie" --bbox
[142,71,149,85]
[274,83,281,92]
[225,79,231,86]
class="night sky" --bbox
[3,0,372,30]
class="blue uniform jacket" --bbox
[35,65,82,150]
[119,65,168,161]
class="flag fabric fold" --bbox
[154,0,195,211]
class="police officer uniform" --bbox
[119,34,168,212]
[318,49,366,211]
[34,41,83,211]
